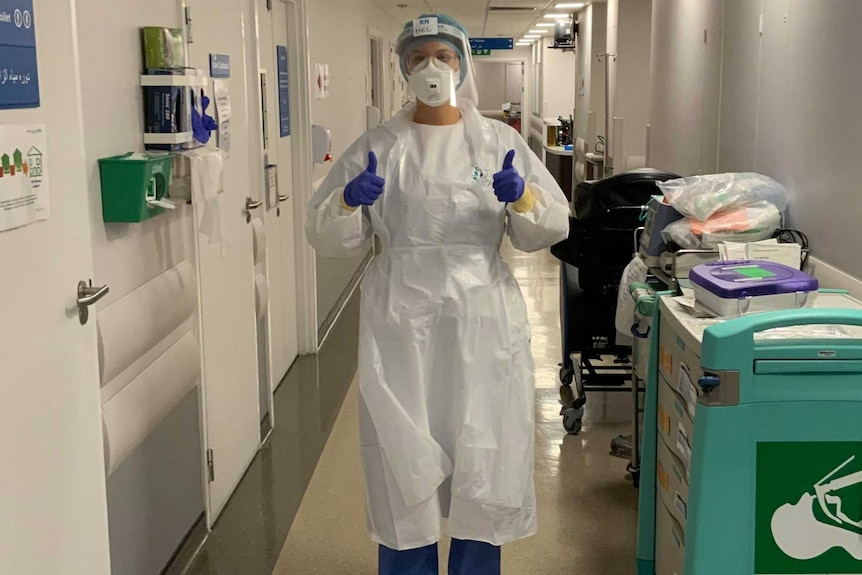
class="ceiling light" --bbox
[555,2,585,8]
[529,29,549,34]
[536,23,556,27]
[516,42,532,46]
[524,34,541,39]
[543,13,570,19]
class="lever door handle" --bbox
[246,197,264,222]
[278,194,289,202]
[77,280,110,325]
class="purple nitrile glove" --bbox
[343,151,385,208]
[492,149,525,203]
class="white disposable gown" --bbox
[306,100,570,550]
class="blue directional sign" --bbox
[209,53,231,78]
[469,37,514,51]
[277,46,290,137]
[0,0,40,109]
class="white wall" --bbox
[307,0,402,327]
[541,36,577,120]
[608,0,652,170]
[718,0,862,279]
[646,0,723,175]
[575,3,607,149]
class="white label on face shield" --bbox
[413,17,438,37]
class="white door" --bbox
[506,61,523,103]
[258,0,299,388]
[0,1,111,572]
[187,0,263,523]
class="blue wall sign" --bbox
[209,53,231,78]
[0,0,40,109]
[276,46,290,138]
[469,37,514,51]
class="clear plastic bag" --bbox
[657,173,788,222]
[755,324,860,341]
[661,201,781,249]
[615,256,649,334]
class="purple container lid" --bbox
[689,260,819,299]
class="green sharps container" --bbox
[98,152,174,223]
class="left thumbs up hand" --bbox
[492,149,525,203]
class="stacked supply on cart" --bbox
[657,173,788,250]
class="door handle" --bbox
[246,197,264,223]
[276,194,289,217]
[77,280,110,325]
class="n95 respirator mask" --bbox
[408,58,457,107]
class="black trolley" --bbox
[551,169,679,435]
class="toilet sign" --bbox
[755,442,862,574]
[0,0,40,109]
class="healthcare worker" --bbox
[306,13,569,575]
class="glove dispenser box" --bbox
[98,153,176,223]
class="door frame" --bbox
[368,26,388,122]
[473,55,531,141]
[285,0,319,354]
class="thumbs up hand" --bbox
[343,152,385,208]
[492,149,525,204]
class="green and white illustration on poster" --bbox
[756,442,862,574]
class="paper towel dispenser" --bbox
[312,124,331,164]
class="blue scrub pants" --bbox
[378,539,501,575]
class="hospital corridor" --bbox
[3,1,862,575]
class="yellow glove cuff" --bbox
[341,193,359,212]
[511,186,536,214]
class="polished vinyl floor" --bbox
[270,244,639,574]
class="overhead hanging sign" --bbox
[469,37,514,51]
[0,0,40,109]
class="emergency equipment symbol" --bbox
[756,442,862,574]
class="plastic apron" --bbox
[306,102,569,550]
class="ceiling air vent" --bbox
[489,6,537,12]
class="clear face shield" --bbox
[396,16,479,108]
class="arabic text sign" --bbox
[0,0,39,109]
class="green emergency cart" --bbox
[637,291,862,574]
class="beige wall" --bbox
[718,0,862,279]
[307,0,402,327]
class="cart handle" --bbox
[702,308,862,370]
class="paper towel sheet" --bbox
[102,331,200,476]
[180,148,226,247]
[252,218,267,265]
[98,261,197,385]
[255,272,269,320]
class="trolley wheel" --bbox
[562,409,583,435]
[627,463,640,488]
[559,366,574,387]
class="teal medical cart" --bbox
[637,292,862,574]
